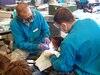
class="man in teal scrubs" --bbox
[79,0,88,12]
[79,0,88,3]
[58,0,65,3]
[10,3,50,60]
[45,8,100,75]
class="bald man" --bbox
[10,3,50,61]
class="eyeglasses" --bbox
[54,22,68,33]
[24,15,34,23]
[53,22,61,30]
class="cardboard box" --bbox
[49,4,77,15]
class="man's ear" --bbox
[57,47,60,51]
[61,23,67,28]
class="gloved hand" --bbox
[38,43,50,50]
[43,50,53,58]
[44,37,50,45]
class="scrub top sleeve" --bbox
[37,11,50,38]
[50,42,75,72]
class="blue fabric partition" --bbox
[0,0,16,5]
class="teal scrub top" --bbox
[58,0,65,3]
[10,10,50,54]
[50,19,100,75]
[79,0,88,3]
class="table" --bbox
[0,30,11,35]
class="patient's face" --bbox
[51,39,59,50]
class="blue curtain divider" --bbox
[0,0,16,5]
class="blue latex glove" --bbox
[38,43,50,50]
[44,37,50,45]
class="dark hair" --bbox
[4,60,32,75]
[54,8,74,24]
[51,36,64,48]
[0,54,10,74]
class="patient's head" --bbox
[51,36,64,50]
[4,60,32,75]
[0,54,10,75]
